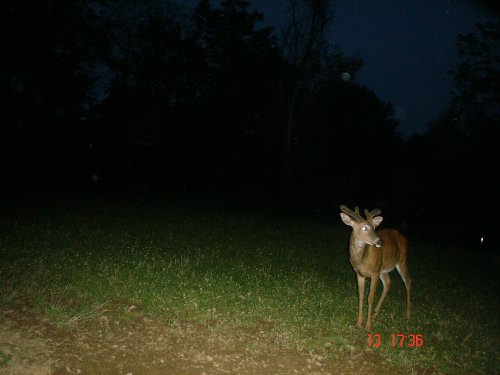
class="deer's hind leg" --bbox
[396,263,411,320]
[373,272,391,320]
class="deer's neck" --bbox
[349,235,368,266]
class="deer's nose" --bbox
[374,238,383,248]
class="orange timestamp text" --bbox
[367,333,424,348]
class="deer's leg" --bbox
[396,264,411,320]
[373,272,391,319]
[365,273,379,331]
[356,274,365,328]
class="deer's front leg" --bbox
[356,274,365,328]
[365,273,380,331]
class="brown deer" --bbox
[340,205,411,330]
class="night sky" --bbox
[188,0,497,135]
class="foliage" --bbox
[2,0,402,210]
[2,0,103,119]
[1,0,109,190]
[453,22,500,129]
[401,22,500,242]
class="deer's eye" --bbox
[362,226,369,231]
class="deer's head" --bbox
[340,205,384,248]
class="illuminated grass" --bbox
[0,196,498,373]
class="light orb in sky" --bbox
[340,72,351,82]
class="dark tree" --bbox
[191,0,283,193]
[280,0,334,151]
[400,22,500,243]
[273,0,372,206]
[1,0,106,190]
[295,76,403,208]
[453,22,500,131]
[95,0,204,191]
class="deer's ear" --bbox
[340,213,355,226]
[372,216,383,228]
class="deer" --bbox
[340,205,411,330]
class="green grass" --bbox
[0,351,13,368]
[0,195,498,373]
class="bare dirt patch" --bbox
[0,307,411,375]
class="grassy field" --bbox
[0,194,498,374]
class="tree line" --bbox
[2,0,498,242]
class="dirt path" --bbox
[0,307,409,375]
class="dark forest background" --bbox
[1,0,499,246]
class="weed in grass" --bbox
[0,352,12,367]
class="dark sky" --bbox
[327,0,496,135]
[187,0,497,135]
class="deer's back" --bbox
[379,228,407,267]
